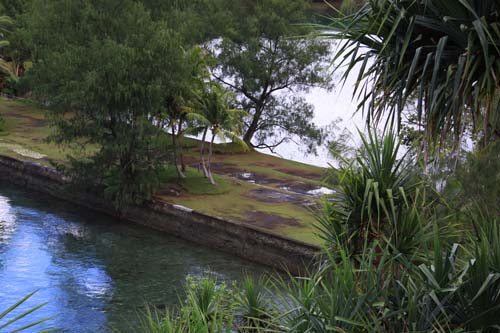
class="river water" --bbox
[0,181,266,332]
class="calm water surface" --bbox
[0,181,267,332]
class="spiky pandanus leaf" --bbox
[321,0,500,146]
[0,291,57,333]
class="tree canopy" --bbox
[29,0,203,208]
[209,0,332,152]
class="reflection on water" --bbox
[0,181,266,332]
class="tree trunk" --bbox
[207,130,216,185]
[242,104,264,146]
[200,127,209,178]
[177,117,186,172]
[171,122,185,178]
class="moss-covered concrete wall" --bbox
[0,155,320,275]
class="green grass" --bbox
[161,166,233,195]
[0,98,325,245]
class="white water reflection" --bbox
[0,182,266,332]
[306,186,336,196]
[0,195,16,244]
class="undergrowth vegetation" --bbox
[132,130,500,332]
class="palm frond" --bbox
[321,0,500,145]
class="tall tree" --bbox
[0,14,13,77]
[0,12,12,131]
[159,46,208,178]
[140,0,230,45]
[28,0,196,209]
[209,0,331,152]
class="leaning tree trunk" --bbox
[171,122,185,178]
[199,127,209,178]
[207,131,216,185]
[242,104,264,146]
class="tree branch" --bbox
[251,136,289,153]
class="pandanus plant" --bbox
[318,129,429,256]
[322,0,500,151]
[0,291,57,332]
[191,82,247,185]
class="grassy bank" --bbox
[0,98,331,245]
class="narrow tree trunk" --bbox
[207,130,216,185]
[177,117,186,172]
[200,127,209,178]
[171,122,185,178]
[242,105,264,146]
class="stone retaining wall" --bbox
[0,155,321,274]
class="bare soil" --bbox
[244,211,301,230]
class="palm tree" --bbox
[164,94,190,178]
[322,0,500,151]
[192,82,247,184]
[162,46,210,179]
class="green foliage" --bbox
[0,0,32,85]
[211,0,331,150]
[318,129,433,257]
[133,133,500,332]
[190,81,248,184]
[323,0,500,146]
[162,167,233,195]
[141,0,231,45]
[0,291,57,332]
[0,11,13,125]
[0,14,14,78]
[0,113,4,132]
[183,276,234,322]
[339,0,364,15]
[235,276,269,329]
[28,0,194,209]
[159,45,208,179]
[0,0,28,18]
[445,141,500,215]
[271,233,500,332]
[137,276,235,333]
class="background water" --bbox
[0,181,267,332]
[253,38,374,167]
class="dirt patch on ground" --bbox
[249,161,275,168]
[207,162,243,174]
[184,157,240,174]
[3,113,47,127]
[246,188,309,204]
[186,159,283,185]
[274,167,324,180]
[244,211,301,229]
[155,183,184,197]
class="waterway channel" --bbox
[0,181,267,332]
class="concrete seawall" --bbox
[0,155,321,275]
